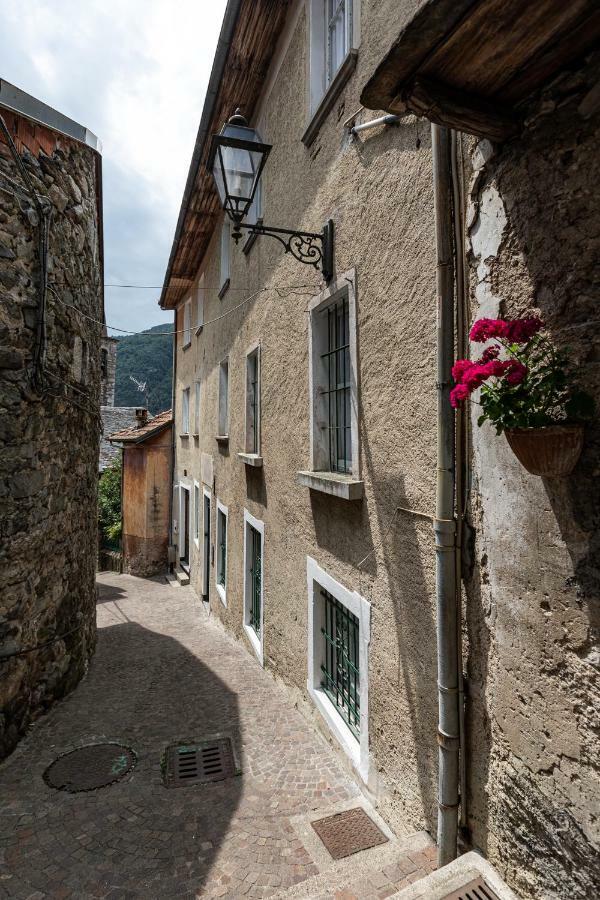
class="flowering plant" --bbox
[451,317,593,433]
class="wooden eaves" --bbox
[159,0,290,311]
[360,0,600,142]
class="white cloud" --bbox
[0,0,227,332]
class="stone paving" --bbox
[0,574,435,899]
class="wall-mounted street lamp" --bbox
[208,110,333,281]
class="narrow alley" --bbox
[0,575,436,899]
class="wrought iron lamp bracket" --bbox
[232,219,334,282]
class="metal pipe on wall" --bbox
[431,123,460,866]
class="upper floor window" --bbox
[183,299,192,348]
[197,272,205,331]
[194,380,201,436]
[246,346,260,456]
[182,386,190,435]
[242,180,263,255]
[308,0,355,117]
[100,347,108,378]
[218,359,229,438]
[219,220,230,298]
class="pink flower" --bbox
[480,345,500,363]
[462,360,503,391]
[469,318,507,342]
[451,359,473,382]
[504,360,528,385]
[503,317,544,343]
[450,384,470,407]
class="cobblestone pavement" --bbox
[0,574,436,899]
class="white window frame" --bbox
[308,0,359,116]
[194,380,201,436]
[300,270,361,499]
[242,179,263,255]
[196,272,205,332]
[243,509,264,666]
[183,298,192,348]
[218,358,229,439]
[219,219,230,297]
[202,486,212,599]
[306,555,370,782]
[181,386,190,435]
[193,480,200,547]
[215,500,228,606]
[245,343,260,455]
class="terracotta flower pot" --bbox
[505,425,584,476]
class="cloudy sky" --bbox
[1,0,228,333]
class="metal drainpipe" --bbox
[167,308,177,563]
[431,123,460,866]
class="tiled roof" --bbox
[109,409,173,444]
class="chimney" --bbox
[135,408,148,426]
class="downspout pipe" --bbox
[431,123,460,866]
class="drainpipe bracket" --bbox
[437,728,460,751]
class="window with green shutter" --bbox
[320,588,360,737]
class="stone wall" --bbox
[0,109,101,759]
[465,52,600,899]
[99,406,138,472]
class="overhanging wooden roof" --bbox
[160,0,290,310]
[361,0,600,142]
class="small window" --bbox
[194,381,201,435]
[243,181,262,255]
[216,502,227,604]
[320,587,360,736]
[245,347,260,455]
[308,0,355,116]
[183,299,192,347]
[323,296,351,472]
[218,359,229,438]
[193,482,200,545]
[219,220,230,298]
[182,387,190,435]
[197,273,205,331]
[100,348,108,378]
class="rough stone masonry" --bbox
[0,99,102,758]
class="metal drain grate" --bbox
[311,807,388,859]
[442,876,501,900]
[163,737,237,788]
[43,743,136,793]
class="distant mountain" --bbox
[113,324,173,414]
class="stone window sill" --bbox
[180,433,190,439]
[218,278,230,300]
[195,325,203,336]
[301,50,358,148]
[238,452,263,468]
[296,470,363,500]
[182,340,191,351]
[216,434,229,445]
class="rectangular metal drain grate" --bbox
[311,807,388,859]
[163,738,237,788]
[441,876,501,900]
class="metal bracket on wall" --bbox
[232,219,334,282]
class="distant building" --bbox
[109,409,173,576]
[0,80,102,758]
[98,329,139,473]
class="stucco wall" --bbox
[0,111,100,759]
[465,53,600,899]
[173,0,441,834]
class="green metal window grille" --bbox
[321,297,351,473]
[320,588,360,737]
[249,525,261,636]
[249,351,259,454]
[217,511,226,587]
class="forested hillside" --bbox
[114,323,172,414]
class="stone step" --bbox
[271,829,436,899]
[164,572,180,587]
[389,851,519,900]
[175,567,190,586]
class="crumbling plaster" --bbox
[465,53,600,900]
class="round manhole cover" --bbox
[43,743,137,793]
